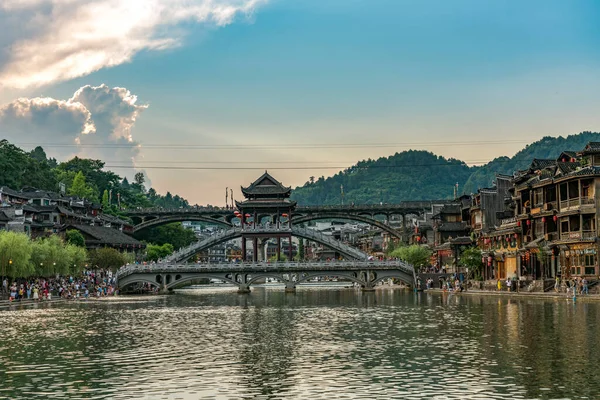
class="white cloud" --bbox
[0,84,148,181]
[0,0,266,89]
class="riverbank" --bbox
[426,288,600,301]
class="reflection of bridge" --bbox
[116,260,416,293]
[164,226,368,263]
[125,201,447,235]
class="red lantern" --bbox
[553,215,558,222]
[542,217,546,223]
[526,220,531,226]
[245,213,251,217]
[281,213,289,218]
[517,221,521,227]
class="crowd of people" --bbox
[1,270,118,302]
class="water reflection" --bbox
[0,288,599,399]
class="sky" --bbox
[1,0,600,205]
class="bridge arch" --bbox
[164,227,368,263]
[166,274,239,290]
[133,215,232,233]
[291,213,402,239]
[119,278,161,290]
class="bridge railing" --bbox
[125,207,233,214]
[116,260,415,280]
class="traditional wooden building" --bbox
[508,142,600,280]
[235,172,297,261]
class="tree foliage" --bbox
[88,248,129,272]
[0,231,88,278]
[65,229,86,247]
[292,132,600,204]
[145,243,174,261]
[135,223,197,250]
[459,247,484,280]
[0,231,34,278]
[391,245,432,270]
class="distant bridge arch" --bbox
[291,213,403,239]
[132,215,232,233]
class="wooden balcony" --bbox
[560,230,596,241]
[560,197,595,210]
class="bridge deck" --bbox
[117,260,414,279]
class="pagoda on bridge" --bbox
[236,171,297,261]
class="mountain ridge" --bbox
[291,131,600,205]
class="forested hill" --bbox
[291,131,600,205]
[291,150,473,205]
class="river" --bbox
[1,287,599,399]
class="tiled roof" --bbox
[581,142,600,154]
[530,159,556,170]
[67,224,144,247]
[0,211,10,222]
[0,186,26,198]
[241,171,291,196]
[555,162,579,175]
[98,213,131,226]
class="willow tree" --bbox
[0,231,34,279]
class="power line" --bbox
[103,160,529,170]
[10,139,531,150]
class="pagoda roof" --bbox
[241,171,291,197]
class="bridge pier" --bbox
[361,286,376,292]
[285,281,296,293]
[237,285,251,294]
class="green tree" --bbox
[88,248,129,272]
[145,243,174,262]
[65,229,86,247]
[269,253,288,262]
[69,171,97,201]
[459,247,484,280]
[0,231,34,279]
[297,239,305,261]
[102,189,110,209]
[65,244,88,275]
[135,223,197,250]
[391,245,432,270]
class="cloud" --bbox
[0,84,148,181]
[0,0,266,89]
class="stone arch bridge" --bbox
[125,201,446,236]
[116,260,416,293]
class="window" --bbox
[585,267,596,275]
[533,189,543,206]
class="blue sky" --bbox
[1,0,600,204]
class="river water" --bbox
[1,287,599,400]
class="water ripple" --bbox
[0,289,599,399]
